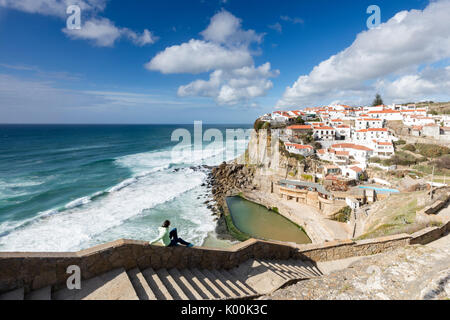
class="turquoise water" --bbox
[226,196,311,244]
[0,124,251,251]
[358,186,400,194]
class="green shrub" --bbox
[332,206,352,223]
[403,144,416,152]
[415,143,450,158]
[395,139,406,146]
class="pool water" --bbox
[358,186,400,194]
[226,196,311,244]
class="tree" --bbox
[372,93,384,106]
[295,116,305,124]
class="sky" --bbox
[0,0,449,124]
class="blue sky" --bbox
[0,0,449,124]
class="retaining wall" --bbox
[0,221,448,295]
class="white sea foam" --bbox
[0,138,249,252]
[0,168,208,251]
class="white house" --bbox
[403,115,435,127]
[341,166,365,180]
[284,143,314,157]
[355,118,384,130]
[367,110,403,121]
[335,124,351,140]
[331,143,374,164]
[313,126,336,141]
[371,140,394,158]
[354,128,391,142]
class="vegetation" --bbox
[271,207,279,213]
[394,139,406,146]
[381,151,427,166]
[301,174,314,182]
[372,93,384,106]
[254,119,266,131]
[295,117,305,124]
[332,206,352,223]
[412,144,450,158]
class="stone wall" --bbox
[1,221,448,295]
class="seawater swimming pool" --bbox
[358,186,400,194]
[226,196,311,244]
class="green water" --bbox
[226,197,311,244]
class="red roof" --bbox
[332,143,373,151]
[350,166,363,173]
[287,125,313,130]
[356,128,388,133]
[285,143,313,150]
[314,126,335,130]
[368,110,400,114]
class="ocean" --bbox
[0,124,251,252]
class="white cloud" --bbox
[0,0,106,18]
[145,39,253,74]
[62,18,159,47]
[280,15,304,24]
[268,22,282,33]
[147,10,277,105]
[124,29,158,46]
[178,63,279,105]
[277,0,450,107]
[379,66,450,102]
[0,0,157,47]
[200,9,263,48]
[63,17,121,47]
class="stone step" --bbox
[201,269,237,298]
[127,268,157,300]
[256,260,294,280]
[168,268,203,300]
[191,268,226,299]
[0,287,24,300]
[220,269,258,296]
[141,268,173,300]
[279,261,309,276]
[25,286,51,300]
[53,268,138,300]
[264,260,299,279]
[303,260,323,276]
[210,269,247,297]
[286,260,316,278]
[180,269,216,300]
[156,268,189,300]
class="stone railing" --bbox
[0,221,448,295]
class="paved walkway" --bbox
[262,233,450,300]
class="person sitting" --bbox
[150,220,193,247]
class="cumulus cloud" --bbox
[62,18,158,47]
[0,0,157,47]
[147,10,278,105]
[277,0,450,107]
[379,66,450,102]
[200,9,263,48]
[0,0,106,17]
[178,63,279,105]
[146,39,252,74]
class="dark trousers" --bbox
[168,228,191,247]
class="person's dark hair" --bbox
[162,220,170,228]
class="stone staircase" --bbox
[0,259,322,300]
